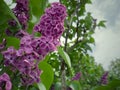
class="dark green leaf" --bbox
[54,82,61,90]
[92,86,111,90]
[69,81,82,90]
[98,20,106,28]
[30,0,48,21]
[108,79,120,89]
[88,36,95,44]
[57,47,71,68]
[0,0,21,28]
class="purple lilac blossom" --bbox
[20,35,33,54]
[100,71,109,85]
[2,47,17,66]
[21,65,41,85]
[72,72,81,81]
[33,2,67,39]
[9,0,29,30]
[2,46,42,85]
[31,36,56,56]
[2,2,67,85]
[8,19,17,27]
[33,2,67,54]
[15,30,29,38]
[0,73,12,90]
[5,29,13,36]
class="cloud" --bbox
[86,0,120,70]
[97,0,120,26]
[87,0,120,26]
[92,29,120,70]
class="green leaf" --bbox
[6,37,20,49]
[89,36,95,44]
[92,79,120,90]
[57,47,71,68]
[30,0,48,21]
[69,81,82,90]
[85,13,92,29]
[37,82,46,90]
[12,75,20,90]
[43,54,50,62]
[86,0,92,4]
[0,0,21,28]
[54,82,61,90]
[29,87,38,90]
[108,79,120,89]
[92,86,111,90]
[98,20,106,28]
[39,61,54,90]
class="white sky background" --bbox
[86,0,120,70]
[5,0,120,70]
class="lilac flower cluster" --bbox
[9,0,29,30]
[72,72,81,81]
[2,40,42,85]
[100,71,108,85]
[0,73,12,90]
[34,2,67,40]
[2,2,67,86]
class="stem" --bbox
[76,10,79,43]
[64,25,70,52]
[61,60,66,90]
[58,0,67,89]
[26,85,29,90]
[60,23,70,90]
[60,1,81,90]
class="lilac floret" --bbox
[31,36,56,56]
[20,35,33,54]
[21,65,42,85]
[72,72,81,81]
[100,71,109,85]
[2,47,17,66]
[0,73,12,90]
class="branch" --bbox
[67,39,83,52]
[60,1,81,90]
[67,18,97,53]
[76,2,80,43]
[69,3,80,27]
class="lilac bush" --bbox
[1,2,67,88]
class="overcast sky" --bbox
[5,0,120,70]
[86,0,120,70]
